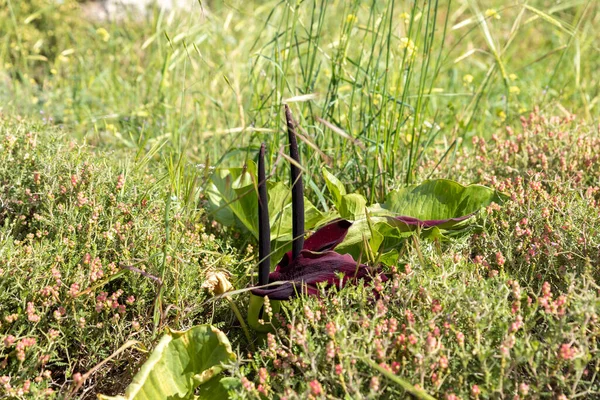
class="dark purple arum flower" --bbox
[252,106,384,301]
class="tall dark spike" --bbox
[257,143,271,286]
[285,104,305,260]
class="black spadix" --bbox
[256,107,305,286]
[285,104,305,260]
[257,143,270,286]
[251,106,385,301]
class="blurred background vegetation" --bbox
[1,0,598,202]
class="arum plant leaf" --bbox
[322,167,346,208]
[340,193,367,220]
[208,163,323,243]
[98,325,236,400]
[334,179,503,261]
[334,217,413,260]
[384,179,501,225]
[208,164,256,232]
[196,377,241,400]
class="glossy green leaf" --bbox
[98,325,236,400]
[384,179,501,221]
[208,164,256,233]
[248,293,282,333]
[208,164,323,243]
[335,179,502,262]
[340,193,367,220]
[335,216,413,260]
[196,377,241,399]
[322,167,346,207]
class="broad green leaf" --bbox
[98,325,236,400]
[322,167,346,207]
[335,217,412,260]
[339,193,367,220]
[384,179,501,221]
[335,180,501,261]
[208,165,323,243]
[196,377,241,399]
[379,250,400,266]
[208,163,257,233]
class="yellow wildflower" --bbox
[400,12,410,24]
[485,9,500,20]
[463,74,474,85]
[400,37,417,58]
[509,86,521,95]
[372,93,382,105]
[96,28,110,43]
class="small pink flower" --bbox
[542,281,552,296]
[303,305,315,322]
[431,299,442,314]
[559,343,576,360]
[22,379,31,394]
[369,376,380,392]
[495,252,505,266]
[72,373,83,385]
[116,174,125,190]
[3,335,15,347]
[309,379,323,396]
[510,315,524,332]
[68,283,80,297]
[326,341,336,360]
[439,355,449,369]
[471,384,481,396]
[408,334,418,345]
[426,335,437,353]
[258,367,269,384]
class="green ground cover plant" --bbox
[0,0,599,398]
[0,116,248,397]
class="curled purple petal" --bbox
[277,219,352,269]
[303,219,352,252]
[252,282,298,300]
[252,249,383,300]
